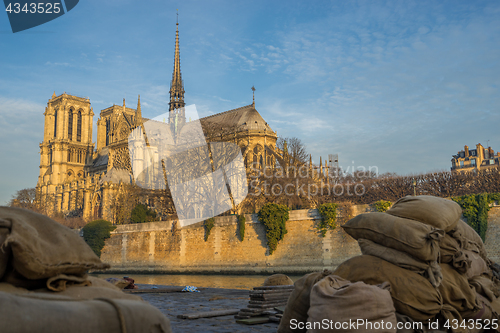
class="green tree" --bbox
[130,203,157,223]
[452,193,500,242]
[82,219,116,257]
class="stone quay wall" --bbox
[100,206,500,274]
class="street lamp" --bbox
[412,178,417,196]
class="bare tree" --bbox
[9,188,38,211]
[276,137,308,167]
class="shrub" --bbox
[130,203,156,223]
[317,203,338,237]
[82,219,116,257]
[204,218,215,241]
[373,200,392,212]
[258,203,289,255]
[238,214,246,241]
[452,193,500,242]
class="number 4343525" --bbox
[5,3,61,14]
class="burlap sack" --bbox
[0,291,171,333]
[464,250,489,279]
[342,213,444,262]
[2,263,47,289]
[333,255,443,321]
[358,238,442,287]
[278,269,333,333]
[0,218,11,279]
[451,220,488,262]
[264,274,293,286]
[459,293,493,333]
[438,263,478,313]
[0,207,109,280]
[2,276,142,302]
[469,275,498,303]
[439,234,470,274]
[307,275,397,333]
[46,273,91,291]
[386,195,461,232]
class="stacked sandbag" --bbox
[333,255,443,322]
[0,207,172,333]
[278,270,333,333]
[281,195,500,333]
[342,212,444,262]
[307,275,397,333]
[342,209,445,288]
[386,195,462,232]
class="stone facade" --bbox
[451,143,500,173]
[100,206,500,274]
[36,22,278,223]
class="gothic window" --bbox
[54,109,58,137]
[67,150,71,162]
[76,111,82,142]
[68,109,74,140]
[106,119,110,146]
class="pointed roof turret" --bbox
[169,18,185,112]
[135,95,142,127]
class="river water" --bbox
[93,273,303,290]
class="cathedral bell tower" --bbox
[37,93,94,214]
[168,19,186,134]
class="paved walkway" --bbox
[138,285,279,333]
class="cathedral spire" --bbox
[169,17,185,112]
[135,95,142,127]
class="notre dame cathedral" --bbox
[36,21,278,223]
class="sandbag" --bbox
[0,218,11,279]
[278,269,333,333]
[438,263,478,313]
[469,275,498,303]
[264,274,293,286]
[460,293,493,333]
[307,275,397,333]
[451,220,488,262]
[333,255,443,321]
[0,207,109,280]
[464,250,489,279]
[46,274,91,291]
[387,195,461,232]
[2,276,142,302]
[0,291,171,333]
[358,238,442,287]
[439,234,470,274]
[342,213,444,262]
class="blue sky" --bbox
[1,0,500,205]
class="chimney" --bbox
[464,145,469,158]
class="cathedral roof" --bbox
[99,167,132,185]
[200,104,275,133]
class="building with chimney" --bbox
[35,21,278,222]
[451,143,500,173]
